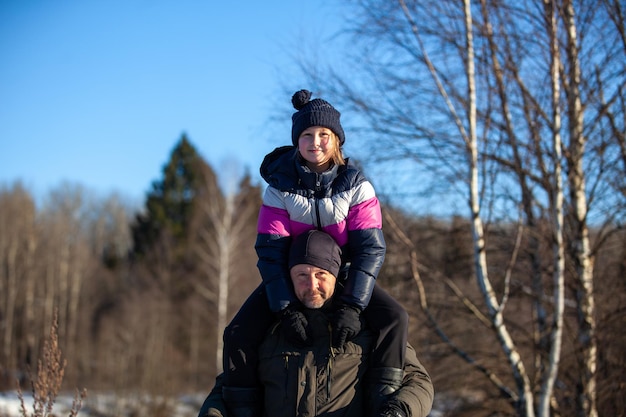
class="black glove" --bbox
[331,304,362,348]
[378,398,408,417]
[279,306,312,347]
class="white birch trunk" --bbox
[215,194,233,374]
[563,2,598,416]
[192,174,235,375]
[2,242,17,370]
[539,1,565,415]
[57,232,70,347]
[24,232,37,372]
[464,1,535,415]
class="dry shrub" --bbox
[17,310,87,417]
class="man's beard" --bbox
[301,291,327,309]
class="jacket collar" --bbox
[295,153,339,192]
[260,146,340,192]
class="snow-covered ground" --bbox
[1,391,445,417]
[0,391,206,417]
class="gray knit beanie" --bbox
[291,89,345,146]
[288,230,342,277]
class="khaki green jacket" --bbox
[201,309,433,417]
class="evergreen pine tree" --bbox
[130,133,217,260]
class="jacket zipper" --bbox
[283,354,289,401]
[327,324,335,401]
[315,174,322,229]
[326,358,332,401]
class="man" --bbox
[199,230,434,417]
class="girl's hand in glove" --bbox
[280,306,312,347]
[331,304,362,348]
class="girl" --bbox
[221,90,408,417]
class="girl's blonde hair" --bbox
[330,132,345,166]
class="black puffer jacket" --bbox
[256,146,386,312]
[199,308,434,417]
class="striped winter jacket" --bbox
[256,146,386,312]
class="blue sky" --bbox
[0,1,344,205]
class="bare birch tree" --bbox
[460,2,533,414]
[39,184,95,365]
[191,163,260,375]
[540,1,565,414]
[561,2,597,415]
[290,0,624,415]
[0,183,37,376]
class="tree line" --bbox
[1,131,624,416]
[0,135,261,399]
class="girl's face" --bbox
[298,126,336,173]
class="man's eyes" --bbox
[296,274,329,281]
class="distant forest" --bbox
[1,134,624,416]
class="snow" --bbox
[0,391,205,417]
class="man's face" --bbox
[290,264,337,309]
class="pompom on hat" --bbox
[288,230,342,278]
[291,89,345,147]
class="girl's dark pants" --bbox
[222,283,408,387]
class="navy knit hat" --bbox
[288,230,342,278]
[291,89,345,146]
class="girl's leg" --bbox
[222,284,275,387]
[362,284,409,415]
[363,283,408,369]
